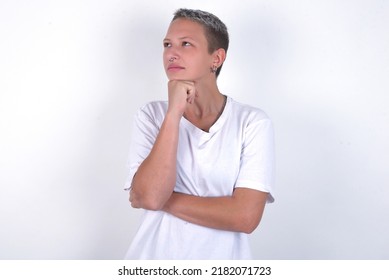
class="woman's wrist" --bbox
[165,109,184,124]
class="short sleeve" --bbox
[123,107,160,191]
[234,118,275,203]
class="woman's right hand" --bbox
[167,80,196,117]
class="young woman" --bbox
[124,8,275,259]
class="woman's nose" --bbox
[164,45,180,60]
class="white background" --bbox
[1,0,388,259]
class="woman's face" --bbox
[163,19,214,81]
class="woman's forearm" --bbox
[130,112,181,210]
[162,188,268,233]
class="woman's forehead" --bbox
[165,19,206,40]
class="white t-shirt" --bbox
[124,96,275,259]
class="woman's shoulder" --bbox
[228,96,270,122]
[134,100,168,125]
[139,100,168,112]
[137,100,168,116]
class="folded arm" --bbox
[129,112,180,210]
[130,80,196,210]
[162,187,268,234]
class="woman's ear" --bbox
[213,48,227,68]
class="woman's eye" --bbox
[182,42,191,46]
[163,42,171,48]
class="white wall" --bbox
[1,0,388,259]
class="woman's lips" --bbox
[167,64,185,71]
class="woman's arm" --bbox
[162,187,268,234]
[130,80,196,211]
[129,113,180,210]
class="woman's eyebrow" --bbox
[163,36,196,41]
[179,36,196,41]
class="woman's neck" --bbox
[186,81,225,118]
[183,81,227,132]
